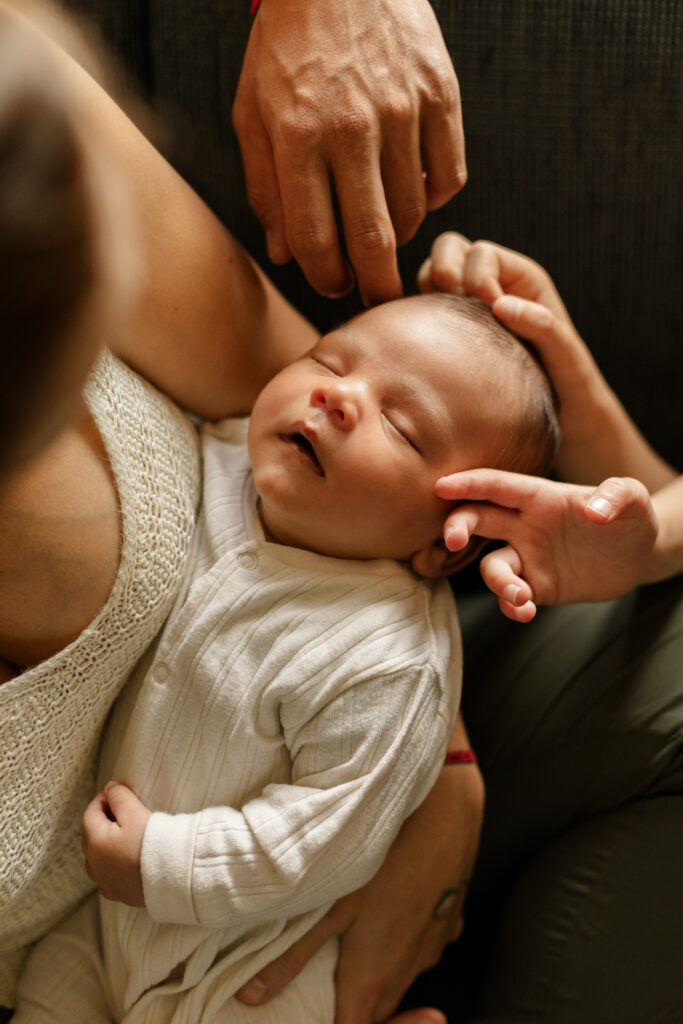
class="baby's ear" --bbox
[411,536,489,580]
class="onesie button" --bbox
[237,551,259,570]
[152,662,170,683]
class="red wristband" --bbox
[445,749,478,765]
[250,0,261,13]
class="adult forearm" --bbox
[556,378,677,492]
[642,476,683,584]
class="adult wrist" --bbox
[639,478,683,585]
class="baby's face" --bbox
[248,297,509,562]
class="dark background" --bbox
[65,0,682,468]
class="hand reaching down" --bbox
[233,0,466,305]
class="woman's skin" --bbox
[0,4,319,673]
[0,12,482,1024]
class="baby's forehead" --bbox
[328,298,466,352]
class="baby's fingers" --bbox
[480,546,537,623]
[82,791,114,847]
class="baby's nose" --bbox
[310,381,361,431]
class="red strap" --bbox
[445,749,478,765]
[250,0,261,13]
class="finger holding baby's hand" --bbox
[417,231,472,295]
[82,781,150,907]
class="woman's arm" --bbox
[20,4,320,419]
[0,4,319,665]
[646,475,683,583]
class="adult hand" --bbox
[233,0,466,306]
[418,233,675,490]
[435,470,658,621]
[81,780,151,906]
[235,740,484,1022]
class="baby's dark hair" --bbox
[423,292,561,477]
[0,7,97,464]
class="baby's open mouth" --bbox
[284,432,324,476]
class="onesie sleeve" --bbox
[141,656,457,928]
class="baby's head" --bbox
[248,292,559,568]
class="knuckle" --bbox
[425,70,461,116]
[431,264,463,293]
[450,230,471,245]
[394,200,426,242]
[278,111,320,150]
[288,222,338,263]
[333,106,375,143]
[381,95,415,129]
[347,223,395,263]
[471,239,496,257]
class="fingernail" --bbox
[587,495,613,519]
[496,296,522,319]
[238,978,268,1004]
[503,584,521,606]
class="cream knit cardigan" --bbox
[0,352,200,1007]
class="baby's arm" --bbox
[85,657,456,923]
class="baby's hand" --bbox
[82,781,151,907]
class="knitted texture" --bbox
[0,351,200,1007]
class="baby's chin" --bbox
[259,499,426,563]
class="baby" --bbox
[15,293,558,1024]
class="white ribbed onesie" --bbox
[15,417,461,1024]
[0,352,200,1009]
